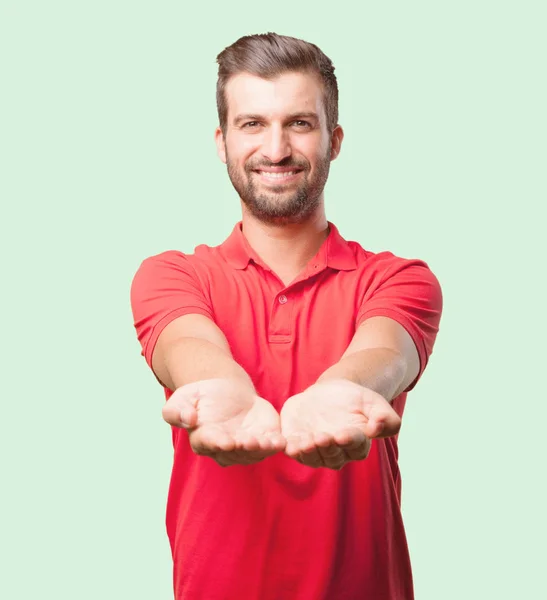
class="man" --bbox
[131,32,443,600]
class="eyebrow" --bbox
[233,112,320,126]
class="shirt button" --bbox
[278,294,288,304]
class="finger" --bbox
[330,429,371,463]
[234,431,262,451]
[190,426,236,456]
[229,449,265,465]
[235,431,284,458]
[297,431,326,467]
[333,427,366,447]
[285,433,307,458]
[298,432,316,453]
[342,435,371,462]
[361,396,402,438]
[207,444,269,466]
[231,442,274,464]
[161,389,199,429]
[286,431,317,457]
[162,399,198,429]
[264,431,287,452]
[285,437,299,458]
[318,447,346,470]
[298,448,324,468]
[225,430,279,464]
[311,435,343,470]
[310,432,345,469]
[311,431,332,448]
[212,453,238,468]
[285,431,318,463]
[364,411,401,439]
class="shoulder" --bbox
[343,240,442,311]
[365,250,438,279]
[344,237,439,282]
[134,243,224,276]
[137,249,190,269]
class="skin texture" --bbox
[162,378,286,467]
[156,71,411,469]
[281,379,402,470]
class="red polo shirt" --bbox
[131,221,443,600]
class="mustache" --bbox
[245,158,308,170]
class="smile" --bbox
[254,170,303,182]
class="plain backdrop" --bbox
[1,1,545,598]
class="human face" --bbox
[215,71,343,225]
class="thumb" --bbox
[361,392,401,439]
[162,386,199,429]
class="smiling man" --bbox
[131,33,443,600]
[221,71,335,228]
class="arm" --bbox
[130,252,255,394]
[280,319,418,469]
[281,260,443,469]
[130,252,284,465]
[152,313,255,393]
[155,316,285,465]
[316,316,420,401]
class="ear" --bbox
[330,125,344,161]
[215,127,227,164]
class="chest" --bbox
[203,266,363,400]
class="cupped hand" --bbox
[280,379,402,470]
[162,378,286,467]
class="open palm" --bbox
[280,379,401,469]
[163,378,285,466]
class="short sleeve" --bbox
[356,255,443,392]
[130,251,214,368]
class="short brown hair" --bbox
[216,32,339,135]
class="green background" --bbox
[2,1,545,598]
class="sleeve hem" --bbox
[356,307,428,393]
[143,306,214,368]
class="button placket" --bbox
[268,291,292,341]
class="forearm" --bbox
[316,348,408,401]
[160,337,256,392]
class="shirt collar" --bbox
[220,221,357,272]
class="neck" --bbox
[240,204,329,283]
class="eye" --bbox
[292,120,312,129]
[242,121,260,128]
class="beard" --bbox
[225,147,332,225]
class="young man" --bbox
[131,33,443,600]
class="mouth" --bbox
[253,169,304,184]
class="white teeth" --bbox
[259,171,297,179]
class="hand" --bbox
[162,378,286,467]
[280,379,402,470]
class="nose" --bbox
[261,124,291,164]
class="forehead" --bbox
[225,71,325,122]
